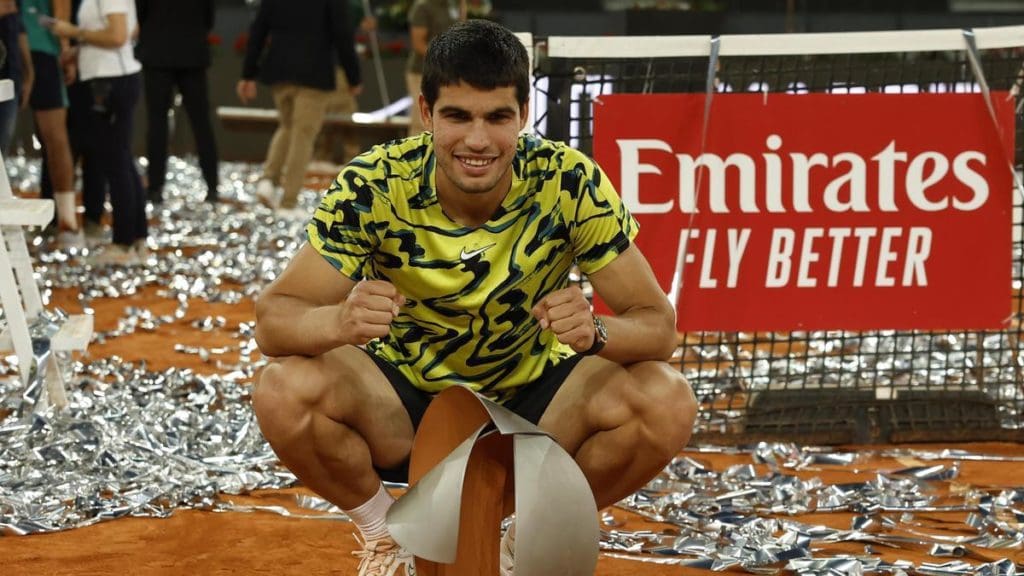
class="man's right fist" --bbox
[338,280,405,345]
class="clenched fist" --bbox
[338,280,405,346]
[532,286,596,353]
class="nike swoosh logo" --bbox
[460,243,496,260]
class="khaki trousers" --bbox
[264,83,332,208]
[406,71,425,136]
[314,69,361,164]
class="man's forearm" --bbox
[598,306,677,364]
[255,296,347,358]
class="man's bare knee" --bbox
[252,362,286,420]
[252,359,313,442]
[629,362,696,462]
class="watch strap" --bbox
[580,315,607,356]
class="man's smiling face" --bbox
[422,82,528,200]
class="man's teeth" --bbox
[461,157,492,167]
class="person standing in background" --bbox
[136,0,219,205]
[404,0,463,136]
[237,0,361,216]
[314,0,375,167]
[0,0,32,154]
[49,0,146,264]
[23,0,80,246]
[37,0,100,242]
[60,0,107,242]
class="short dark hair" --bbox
[421,19,530,111]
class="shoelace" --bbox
[353,535,402,576]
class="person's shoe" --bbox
[275,206,308,220]
[131,238,151,262]
[56,229,86,250]
[89,243,140,266]
[307,159,341,175]
[353,534,416,576]
[147,189,164,206]
[83,219,108,246]
[254,179,282,209]
[499,521,515,576]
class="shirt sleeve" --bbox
[241,0,271,80]
[100,0,130,16]
[562,149,640,276]
[306,163,384,281]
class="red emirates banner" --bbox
[593,93,1014,332]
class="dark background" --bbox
[12,0,1024,162]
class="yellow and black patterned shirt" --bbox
[307,133,638,399]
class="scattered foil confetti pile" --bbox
[606,442,1023,574]
[2,156,314,535]
[0,156,1022,575]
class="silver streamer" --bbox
[0,156,1021,575]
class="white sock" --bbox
[344,483,395,542]
[55,191,78,231]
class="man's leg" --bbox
[35,107,76,232]
[251,345,415,510]
[101,74,146,248]
[405,71,424,136]
[253,346,421,574]
[278,86,330,209]
[538,357,696,509]
[263,84,296,187]
[31,51,76,233]
[142,67,174,203]
[176,67,220,200]
[65,79,102,229]
[330,71,360,163]
[313,68,348,164]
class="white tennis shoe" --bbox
[353,534,416,576]
[254,178,283,209]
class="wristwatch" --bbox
[580,315,607,356]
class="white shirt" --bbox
[76,0,142,81]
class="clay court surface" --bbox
[0,279,1019,575]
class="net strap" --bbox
[962,30,1024,211]
[669,36,721,309]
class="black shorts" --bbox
[363,349,584,483]
[29,51,68,111]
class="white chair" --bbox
[0,79,92,409]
